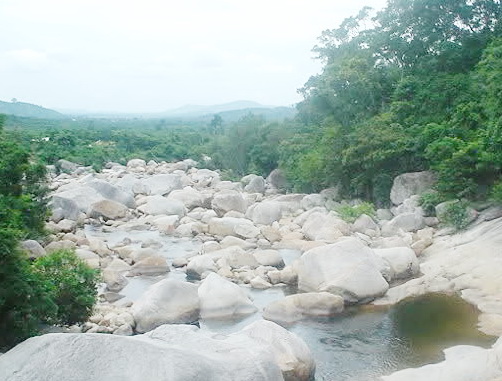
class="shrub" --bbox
[419,190,447,216]
[438,200,471,230]
[490,179,502,203]
[32,250,99,326]
[335,202,376,223]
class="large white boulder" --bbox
[390,171,436,205]
[381,338,502,381]
[0,323,292,381]
[86,179,136,208]
[50,185,103,219]
[297,238,389,303]
[208,216,255,237]
[131,279,200,333]
[138,195,186,217]
[167,187,205,210]
[246,201,283,225]
[302,211,350,242]
[186,254,218,279]
[240,320,316,381]
[211,190,247,216]
[198,273,257,319]
[263,292,344,324]
[89,199,128,220]
[142,174,183,196]
[374,247,419,280]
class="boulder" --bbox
[20,240,46,259]
[126,158,146,171]
[50,185,102,218]
[244,176,266,193]
[57,159,78,173]
[0,325,289,381]
[138,195,186,217]
[102,269,128,292]
[208,216,255,237]
[300,194,326,210]
[191,168,220,187]
[263,292,344,323]
[352,214,379,234]
[381,338,502,381]
[253,249,285,268]
[381,212,426,236]
[75,249,100,269]
[167,187,204,209]
[374,247,419,280]
[390,171,436,205]
[198,273,257,319]
[302,211,350,242]
[186,255,218,279]
[246,201,283,225]
[86,179,136,208]
[132,279,199,333]
[142,174,183,196]
[234,223,261,239]
[129,256,169,276]
[297,238,389,303]
[240,320,316,381]
[89,199,128,220]
[211,190,247,216]
[266,169,288,190]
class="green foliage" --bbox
[419,191,447,216]
[489,179,502,203]
[438,200,471,230]
[32,250,99,326]
[334,202,376,223]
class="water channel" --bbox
[86,225,495,380]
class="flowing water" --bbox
[86,225,495,380]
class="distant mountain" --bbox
[0,100,64,119]
[214,106,296,123]
[162,100,272,117]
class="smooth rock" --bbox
[263,292,344,323]
[198,273,257,319]
[132,279,199,333]
[297,238,389,303]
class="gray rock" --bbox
[208,216,255,237]
[297,238,389,303]
[75,249,100,269]
[246,201,282,225]
[102,269,128,292]
[132,279,200,333]
[253,249,285,268]
[263,292,344,323]
[266,169,288,190]
[198,273,257,319]
[142,174,183,196]
[57,159,78,173]
[0,323,296,380]
[138,195,186,217]
[381,212,426,236]
[302,211,350,242]
[129,256,169,276]
[244,176,266,193]
[211,190,247,216]
[89,199,128,220]
[167,187,204,209]
[20,240,46,259]
[86,179,136,208]
[186,255,217,279]
[390,171,436,205]
[374,247,419,280]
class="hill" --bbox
[0,100,64,119]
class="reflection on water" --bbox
[86,225,496,380]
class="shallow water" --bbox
[86,225,495,380]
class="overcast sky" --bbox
[0,0,387,113]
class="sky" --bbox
[0,0,388,113]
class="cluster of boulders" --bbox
[9,157,502,380]
[26,161,441,331]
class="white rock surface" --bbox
[132,279,200,333]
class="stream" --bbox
[86,225,495,380]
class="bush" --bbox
[335,202,376,223]
[0,244,56,349]
[438,200,471,230]
[419,190,447,216]
[490,179,502,203]
[32,250,99,326]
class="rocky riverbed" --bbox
[2,158,502,380]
